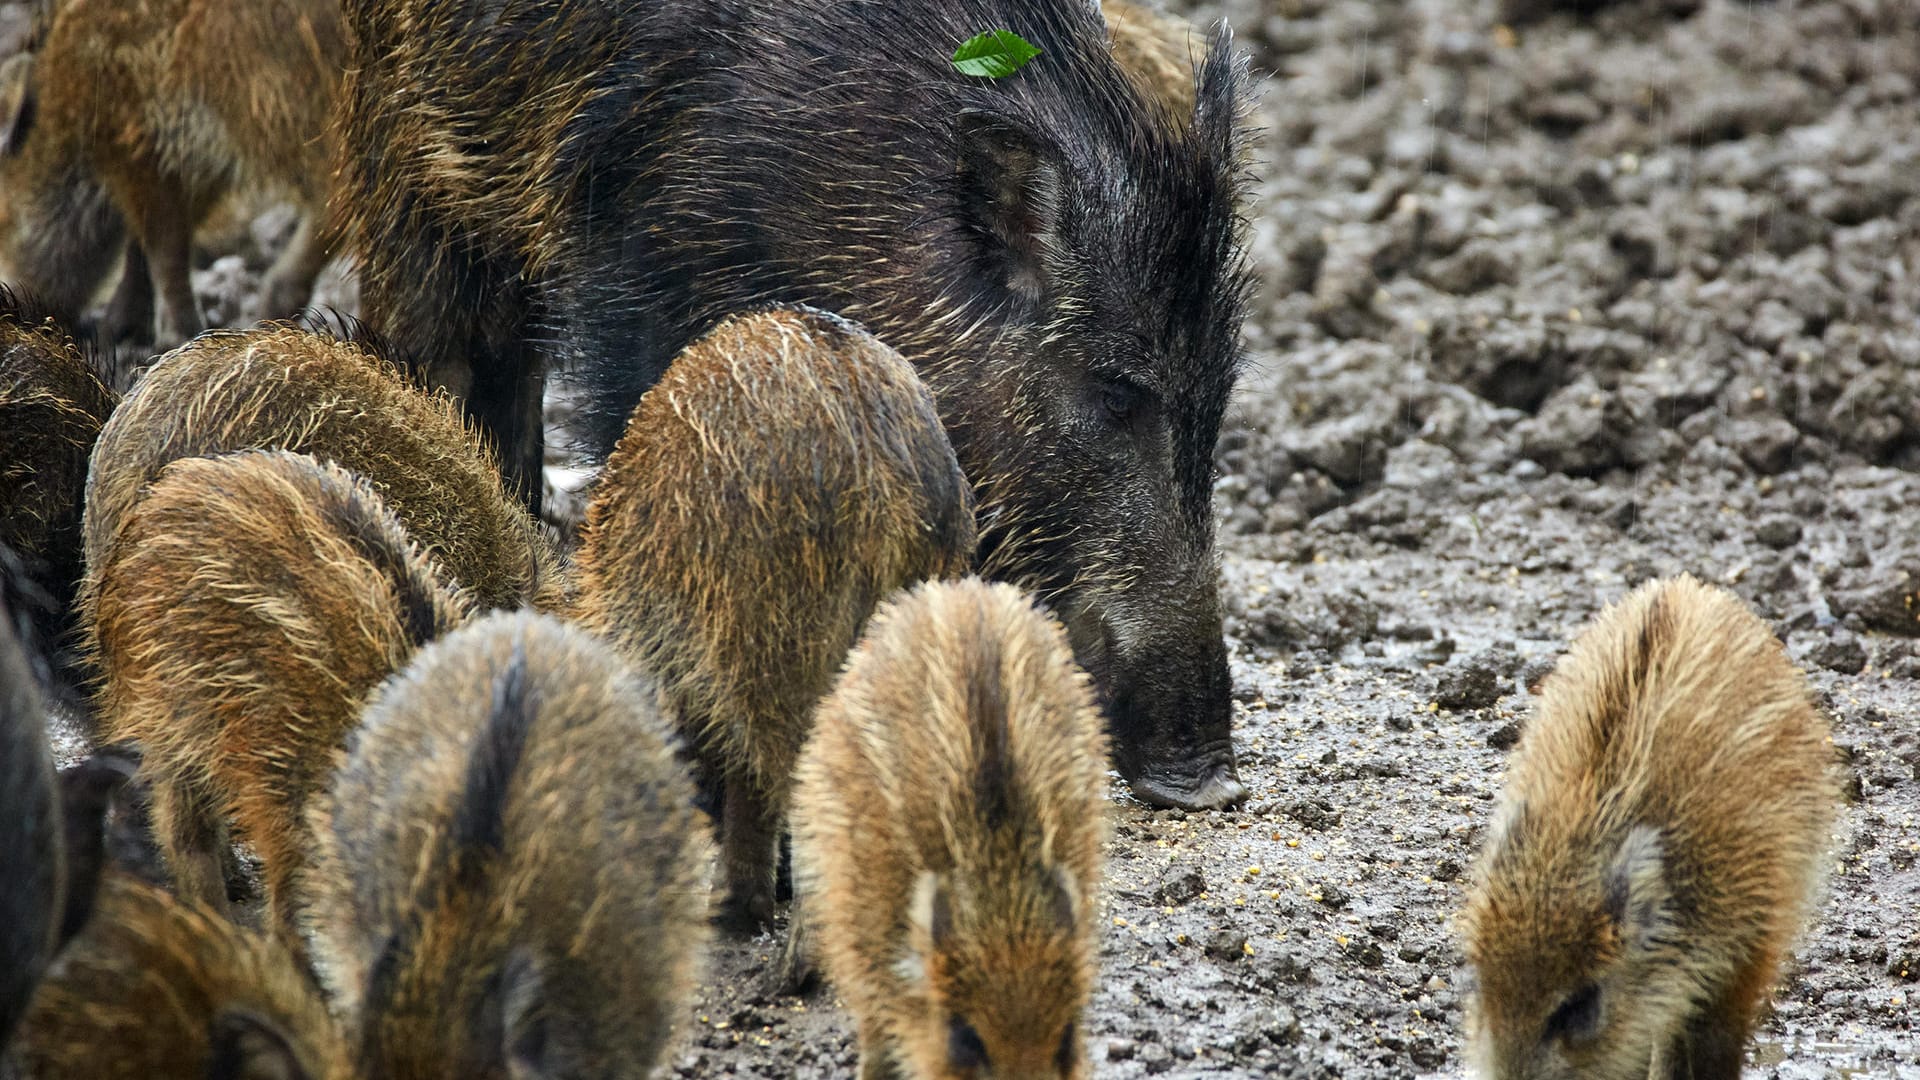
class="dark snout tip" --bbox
[1129,763,1248,811]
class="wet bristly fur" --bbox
[0,0,346,346]
[89,451,471,959]
[80,323,562,619]
[792,579,1109,1080]
[8,874,350,1080]
[336,0,1253,806]
[572,307,977,932]
[303,611,709,1080]
[0,553,61,1053]
[0,288,116,695]
[1460,575,1840,1080]
[1102,0,1201,117]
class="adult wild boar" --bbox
[335,0,1253,808]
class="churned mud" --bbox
[18,0,1916,1075]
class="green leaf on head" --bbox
[952,30,1041,79]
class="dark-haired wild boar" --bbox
[89,450,470,958]
[9,874,350,1080]
[0,287,116,690]
[573,307,976,932]
[304,611,708,1080]
[1460,575,1840,1080]
[81,322,561,616]
[0,0,346,346]
[792,578,1109,1080]
[336,0,1254,809]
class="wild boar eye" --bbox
[947,1016,989,1072]
[1095,377,1149,427]
[1543,982,1602,1044]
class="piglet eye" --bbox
[1543,982,1602,1044]
[1055,1025,1077,1074]
[947,1016,989,1072]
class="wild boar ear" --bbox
[54,745,140,948]
[1191,22,1247,163]
[206,1009,312,1080]
[1481,798,1530,870]
[1604,825,1670,954]
[1046,864,1080,932]
[0,53,35,158]
[910,870,954,950]
[953,111,1064,309]
[502,946,555,1080]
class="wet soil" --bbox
[18,0,1919,1075]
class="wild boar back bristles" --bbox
[89,450,470,959]
[81,322,561,620]
[573,306,976,933]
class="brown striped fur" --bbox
[573,307,976,933]
[0,0,346,345]
[80,322,562,620]
[793,580,1109,1080]
[304,611,708,1080]
[1460,576,1839,1080]
[89,451,470,961]
[1103,0,1199,118]
[8,875,349,1080]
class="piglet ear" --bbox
[0,53,36,158]
[1047,864,1080,933]
[910,870,954,950]
[953,112,1064,309]
[1605,825,1670,954]
[1480,798,1531,873]
[206,1009,312,1080]
[502,946,555,1080]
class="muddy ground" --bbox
[17,0,1919,1076]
